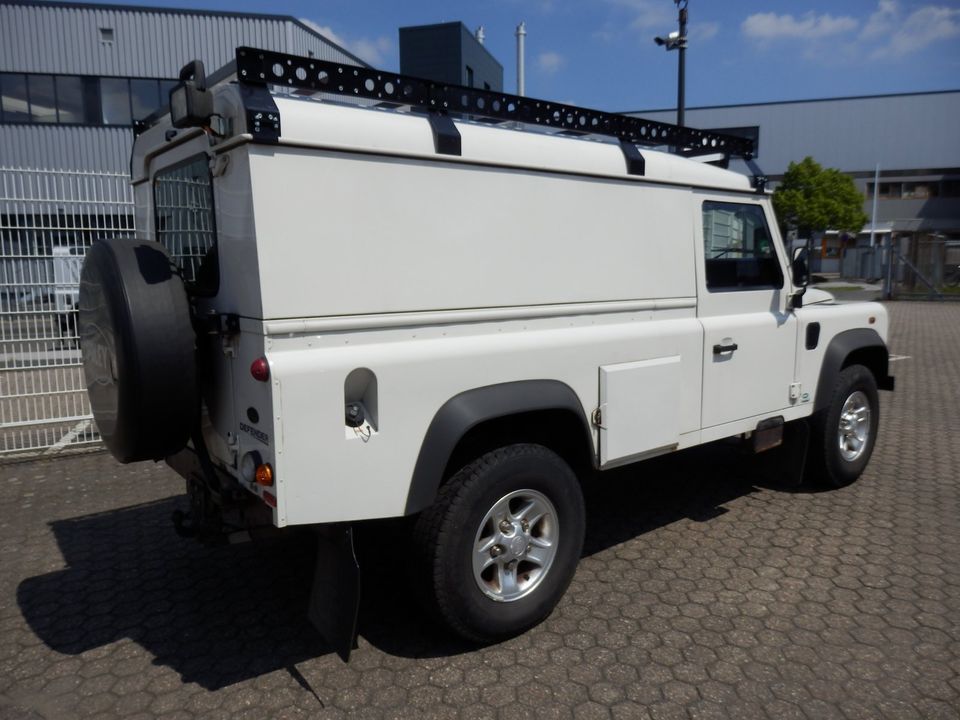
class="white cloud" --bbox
[350,36,393,67]
[537,51,565,74]
[300,20,346,48]
[862,0,898,39]
[742,11,858,41]
[607,0,674,31]
[299,19,393,67]
[690,21,720,42]
[862,3,960,58]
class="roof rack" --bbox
[234,47,757,180]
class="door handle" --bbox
[713,342,738,355]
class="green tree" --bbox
[772,156,868,239]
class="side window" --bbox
[702,201,783,291]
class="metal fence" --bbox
[1,167,135,457]
[840,235,960,300]
[890,236,960,300]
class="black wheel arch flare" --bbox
[405,380,594,515]
[813,328,895,413]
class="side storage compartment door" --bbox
[599,356,682,468]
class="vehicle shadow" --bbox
[16,498,332,688]
[17,441,793,687]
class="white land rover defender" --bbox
[79,49,894,659]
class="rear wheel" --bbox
[415,444,585,643]
[807,364,879,488]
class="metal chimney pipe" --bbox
[516,21,526,96]
[475,26,485,45]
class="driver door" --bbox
[696,196,798,431]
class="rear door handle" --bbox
[713,343,738,355]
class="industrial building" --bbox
[629,91,960,278]
[0,0,364,173]
[399,21,503,92]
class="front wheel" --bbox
[808,364,880,488]
[414,444,585,643]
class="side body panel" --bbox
[246,145,697,319]
[265,305,704,525]
[794,303,891,410]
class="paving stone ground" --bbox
[1,302,958,720]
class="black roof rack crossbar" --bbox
[235,47,755,173]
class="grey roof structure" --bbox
[627,90,960,178]
[628,90,960,237]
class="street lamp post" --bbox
[654,0,688,128]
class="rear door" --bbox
[695,195,798,430]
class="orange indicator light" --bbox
[255,462,274,486]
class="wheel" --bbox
[79,238,198,462]
[807,364,879,488]
[414,443,585,643]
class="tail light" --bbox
[250,357,269,382]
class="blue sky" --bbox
[114,0,959,111]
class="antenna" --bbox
[515,22,526,97]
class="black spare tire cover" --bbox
[79,238,197,462]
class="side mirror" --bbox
[170,60,213,129]
[791,246,810,287]
[790,246,809,308]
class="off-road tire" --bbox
[807,364,880,488]
[79,238,197,462]
[414,443,585,643]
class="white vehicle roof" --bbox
[134,47,760,196]
[271,94,755,194]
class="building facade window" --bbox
[869,180,953,200]
[0,73,29,122]
[100,77,131,125]
[130,78,160,122]
[901,182,939,199]
[0,73,176,126]
[27,75,57,123]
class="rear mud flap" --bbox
[753,420,810,488]
[309,525,361,662]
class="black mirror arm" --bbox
[791,286,806,309]
[179,60,207,91]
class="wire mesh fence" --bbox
[891,236,960,300]
[1,167,135,457]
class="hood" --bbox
[803,287,835,305]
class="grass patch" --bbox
[817,285,868,292]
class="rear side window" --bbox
[702,201,783,291]
[154,155,218,295]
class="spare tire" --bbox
[79,238,197,462]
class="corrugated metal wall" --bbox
[0,125,131,172]
[0,2,363,78]
[630,92,960,176]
